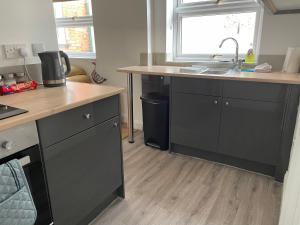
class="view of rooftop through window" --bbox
[54,0,92,18]
[53,0,95,57]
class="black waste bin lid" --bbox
[140,92,169,104]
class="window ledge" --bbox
[67,53,96,60]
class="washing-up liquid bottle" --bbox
[245,48,256,64]
[242,48,256,72]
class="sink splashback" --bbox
[140,53,286,71]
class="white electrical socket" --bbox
[19,47,28,57]
[3,44,27,59]
[32,43,45,56]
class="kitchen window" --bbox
[53,0,96,58]
[167,0,264,62]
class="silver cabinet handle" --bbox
[113,122,119,128]
[2,141,13,150]
[214,100,218,105]
[83,113,92,119]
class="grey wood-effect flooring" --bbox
[91,132,282,225]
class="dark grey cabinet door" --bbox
[171,93,222,152]
[42,117,122,225]
[219,99,283,165]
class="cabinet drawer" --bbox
[92,95,119,125]
[38,104,94,148]
[0,122,39,160]
[38,96,119,148]
[172,77,222,96]
[223,81,286,102]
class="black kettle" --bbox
[38,51,71,87]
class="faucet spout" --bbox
[219,37,239,65]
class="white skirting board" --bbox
[121,114,143,131]
[279,102,300,225]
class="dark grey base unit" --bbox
[170,77,300,182]
[36,95,125,225]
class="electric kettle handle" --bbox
[60,51,71,75]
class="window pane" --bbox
[57,26,95,54]
[54,0,92,18]
[181,12,257,55]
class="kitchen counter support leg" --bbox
[127,73,134,143]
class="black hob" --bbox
[0,104,28,120]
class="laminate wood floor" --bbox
[91,132,282,225]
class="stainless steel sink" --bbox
[179,66,208,74]
[180,66,239,75]
[203,67,230,75]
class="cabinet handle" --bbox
[83,113,92,119]
[113,122,119,128]
[225,101,230,106]
[2,141,13,150]
[214,100,218,105]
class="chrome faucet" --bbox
[219,37,240,68]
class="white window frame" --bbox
[54,2,96,59]
[166,0,264,62]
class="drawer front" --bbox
[37,104,94,148]
[172,77,222,96]
[38,96,120,148]
[223,81,287,102]
[93,95,119,125]
[0,122,39,160]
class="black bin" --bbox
[141,93,169,150]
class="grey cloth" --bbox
[0,159,37,225]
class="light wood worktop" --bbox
[0,82,124,132]
[118,66,300,85]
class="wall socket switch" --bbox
[32,43,45,56]
[3,44,27,59]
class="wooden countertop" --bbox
[0,82,124,132]
[117,66,300,85]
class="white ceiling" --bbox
[272,0,300,10]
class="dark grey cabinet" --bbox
[42,117,122,225]
[172,77,222,96]
[37,96,124,225]
[219,98,283,165]
[222,80,286,102]
[171,93,221,153]
[170,77,300,181]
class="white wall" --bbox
[260,12,300,55]
[92,0,148,129]
[0,0,58,67]
[151,1,300,56]
[70,58,95,76]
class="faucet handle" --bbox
[238,59,245,67]
[232,59,244,71]
[212,54,223,59]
